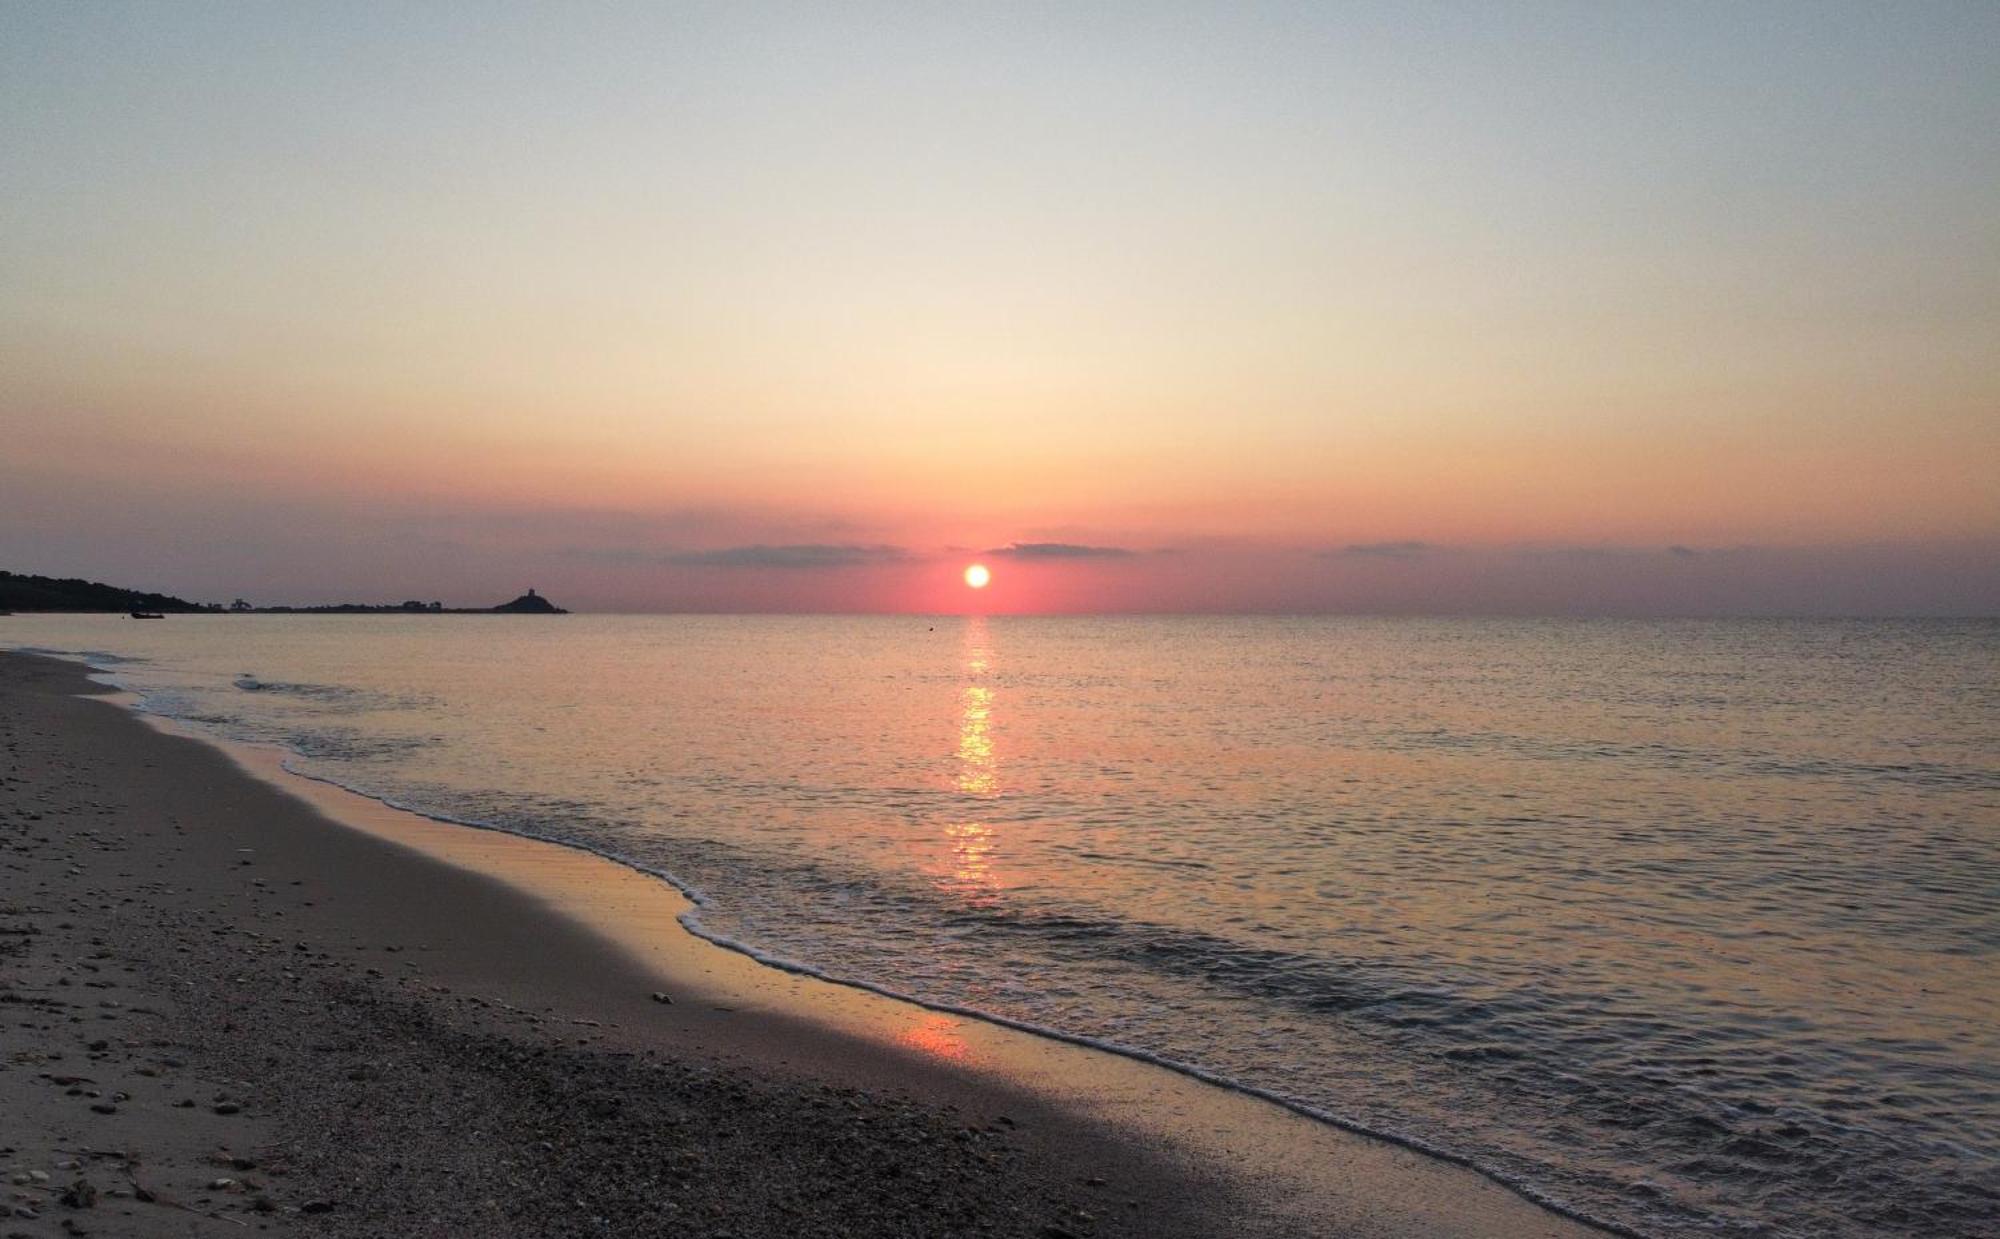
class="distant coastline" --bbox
[248,588,567,615]
[0,570,567,615]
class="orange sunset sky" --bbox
[3,5,1996,614]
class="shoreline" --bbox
[229,714,1640,1238]
[1,649,1604,1237]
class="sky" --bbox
[2,3,1996,614]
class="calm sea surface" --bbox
[6,615,1997,1237]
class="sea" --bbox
[5,614,1996,1237]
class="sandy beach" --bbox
[0,649,1605,1238]
[6,4,1993,1230]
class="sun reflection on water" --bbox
[932,617,1003,904]
[956,684,996,795]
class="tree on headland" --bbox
[0,570,218,613]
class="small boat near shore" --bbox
[129,610,165,619]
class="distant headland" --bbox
[0,571,568,615]
[247,588,567,615]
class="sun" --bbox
[963,563,991,589]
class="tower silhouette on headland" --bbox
[491,587,566,614]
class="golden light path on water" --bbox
[941,618,999,906]
[899,617,1001,1064]
[9,612,1994,1239]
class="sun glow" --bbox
[963,563,991,589]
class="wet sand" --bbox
[0,649,1604,1237]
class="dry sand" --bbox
[0,650,1606,1238]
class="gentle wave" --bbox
[59,655,1633,1233]
[12,615,1995,1239]
[235,672,436,713]
[1389,725,2000,793]
[231,728,1643,1238]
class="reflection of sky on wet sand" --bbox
[892,1011,975,1065]
[20,611,1997,1238]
